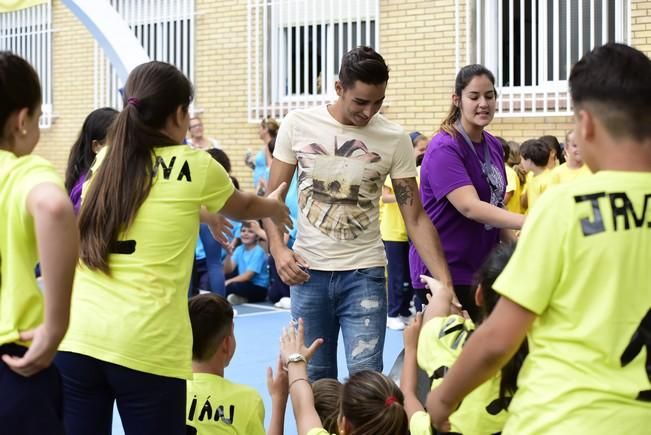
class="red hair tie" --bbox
[385,395,397,407]
[127,97,141,107]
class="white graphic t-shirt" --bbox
[274,105,417,270]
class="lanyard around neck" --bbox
[455,121,492,175]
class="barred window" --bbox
[94,0,195,109]
[0,0,53,128]
[466,0,629,116]
[248,0,379,122]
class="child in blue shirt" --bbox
[224,221,269,304]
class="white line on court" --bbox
[237,310,289,318]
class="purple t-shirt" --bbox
[409,129,506,287]
[69,171,87,215]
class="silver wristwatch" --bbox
[286,353,307,365]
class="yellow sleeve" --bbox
[245,394,266,435]
[200,155,235,213]
[493,188,567,314]
[306,429,332,435]
[384,175,393,191]
[409,411,434,435]
[505,166,516,193]
[14,156,64,222]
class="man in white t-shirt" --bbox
[264,46,452,380]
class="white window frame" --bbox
[247,0,379,122]
[462,0,630,117]
[0,0,53,128]
[94,0,195,110]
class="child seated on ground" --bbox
[186,294,265,435]
[276,318,412,435]
[400,243,527,434]
[519,139,552,211]
[223,221,269,305]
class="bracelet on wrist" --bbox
[289,377,309,391]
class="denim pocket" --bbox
[354,266,386,282]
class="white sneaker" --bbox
[274,297,291,310]
[400,314,415,325]
[386,316,406,331]
[227,294,248,305]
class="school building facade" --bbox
[2,0,650,190]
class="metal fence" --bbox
[247,0,379,122]
[464,0,630,117]
[94,0,195,110]
[0,1,53,128]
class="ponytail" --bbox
[439,103,461,137]
[78,61,193,273]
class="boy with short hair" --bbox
[186,294,265,435]
[224,221,269,305]
[427,42,651,435]
[519,139,552,211]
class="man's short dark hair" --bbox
[338,46,389,89]
[520,139,551,167]
[569,43,651,141]
[188,294,234,361]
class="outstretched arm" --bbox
[401,313,424,419]
[393,177,453,288]
[279,319,324,435]
[447,185,524,230]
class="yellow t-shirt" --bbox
[417,315,509,434]
[526,169,552,212]
[504,165,522,214]
[0,151,64,346]
[494,171,651,435]
[549,162,591,185]
[186,373,265,435]
[409,411,433,435]
[60,146,234,379]
[273,105,417,270]
[380,176,407,242]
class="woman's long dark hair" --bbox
[78,61,193,273]
[64,107,118,192]
[439,64,496,137]
[476,242,529,405]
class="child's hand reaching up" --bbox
[267,355,289,401]
[420,275,463,321]
[267,355,289,435]
[403,312,423,353]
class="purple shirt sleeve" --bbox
[423,134,473,201]
[69,171,87,215]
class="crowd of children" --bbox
[1,41,650,435]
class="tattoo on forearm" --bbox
[393,179,415,206]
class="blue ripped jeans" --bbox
[290,267,387,380]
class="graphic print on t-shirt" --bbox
[297,137,382,240]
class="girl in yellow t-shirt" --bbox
[55,61,291,435]
[401,243,527,435]
[278,318,410,435]
[0,52,78,434]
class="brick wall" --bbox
[37,1,96,174]
[32,0,651,183]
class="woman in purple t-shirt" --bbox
[64,108,118,214]
[410,65,525,320]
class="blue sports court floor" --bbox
[111,301,405,435]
